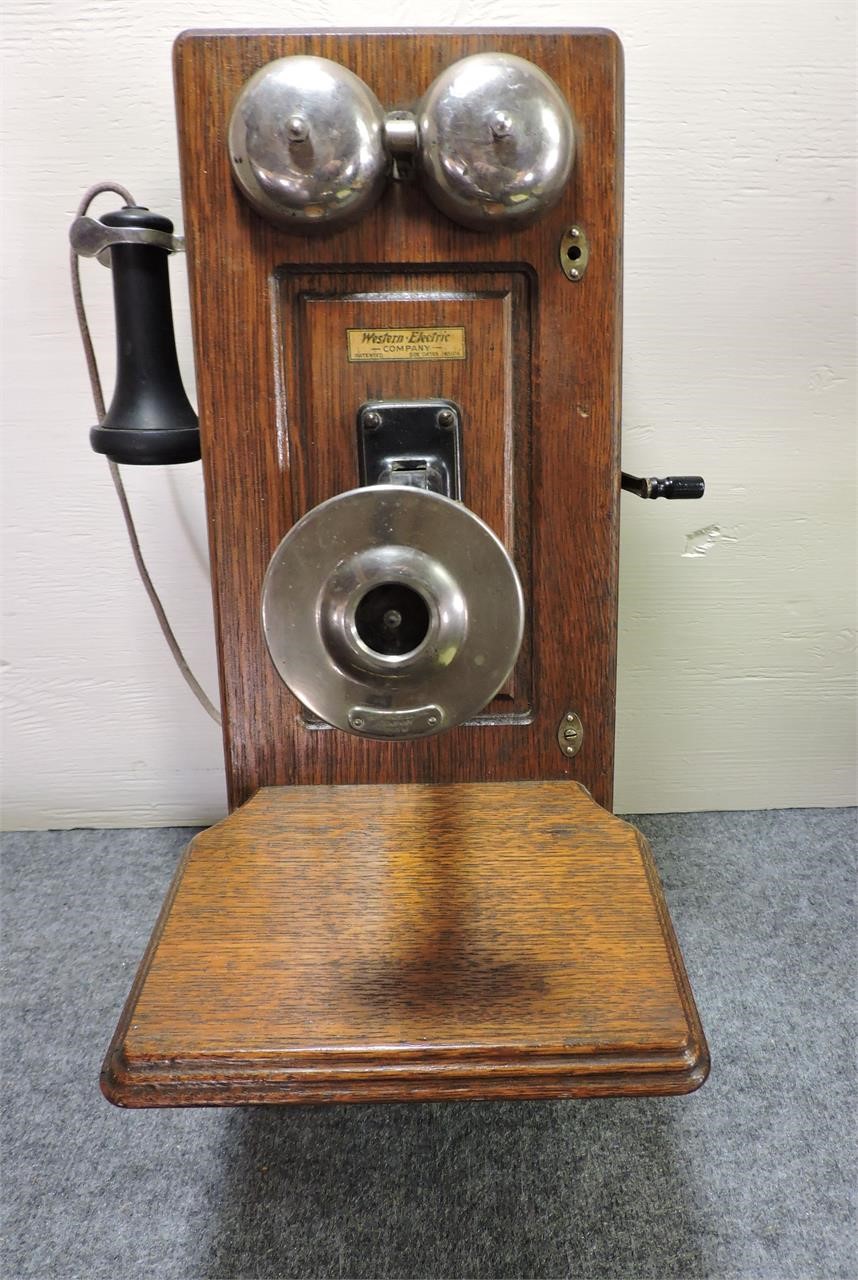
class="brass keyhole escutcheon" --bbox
[557,710,584,757]
[560,225,589,281]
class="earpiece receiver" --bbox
[228,52,575,230]
[70,204,200,465]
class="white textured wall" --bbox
[1,1,855,827]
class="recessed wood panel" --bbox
[279,268,532,714]
[281,270,529,538]
[173,29,623,810]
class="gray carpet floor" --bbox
[1,807,855,1280]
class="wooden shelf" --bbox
[102,781,708,1105]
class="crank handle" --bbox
[621,473,705,500]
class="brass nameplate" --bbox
[347,327,467,363]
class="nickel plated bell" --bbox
[228,55,389,228]
[227,51,574,232]
[417,52,575,230]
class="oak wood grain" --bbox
[172,29,624,810]
[102,781,708,1106]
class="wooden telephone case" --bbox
[101,29,709,1106]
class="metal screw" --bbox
[427,715,438,727]
[568,268,580,280]
[565,745,576,756]
[352,716,364,728]
[566,713,575,723]
[437,408,455,428]
[490,110,513,139]
[563,727,579,741]
[363,410,382,430]
[285,115,309,142]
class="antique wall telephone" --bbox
[72,31,709,1105]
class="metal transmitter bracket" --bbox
[357,400,463,498]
